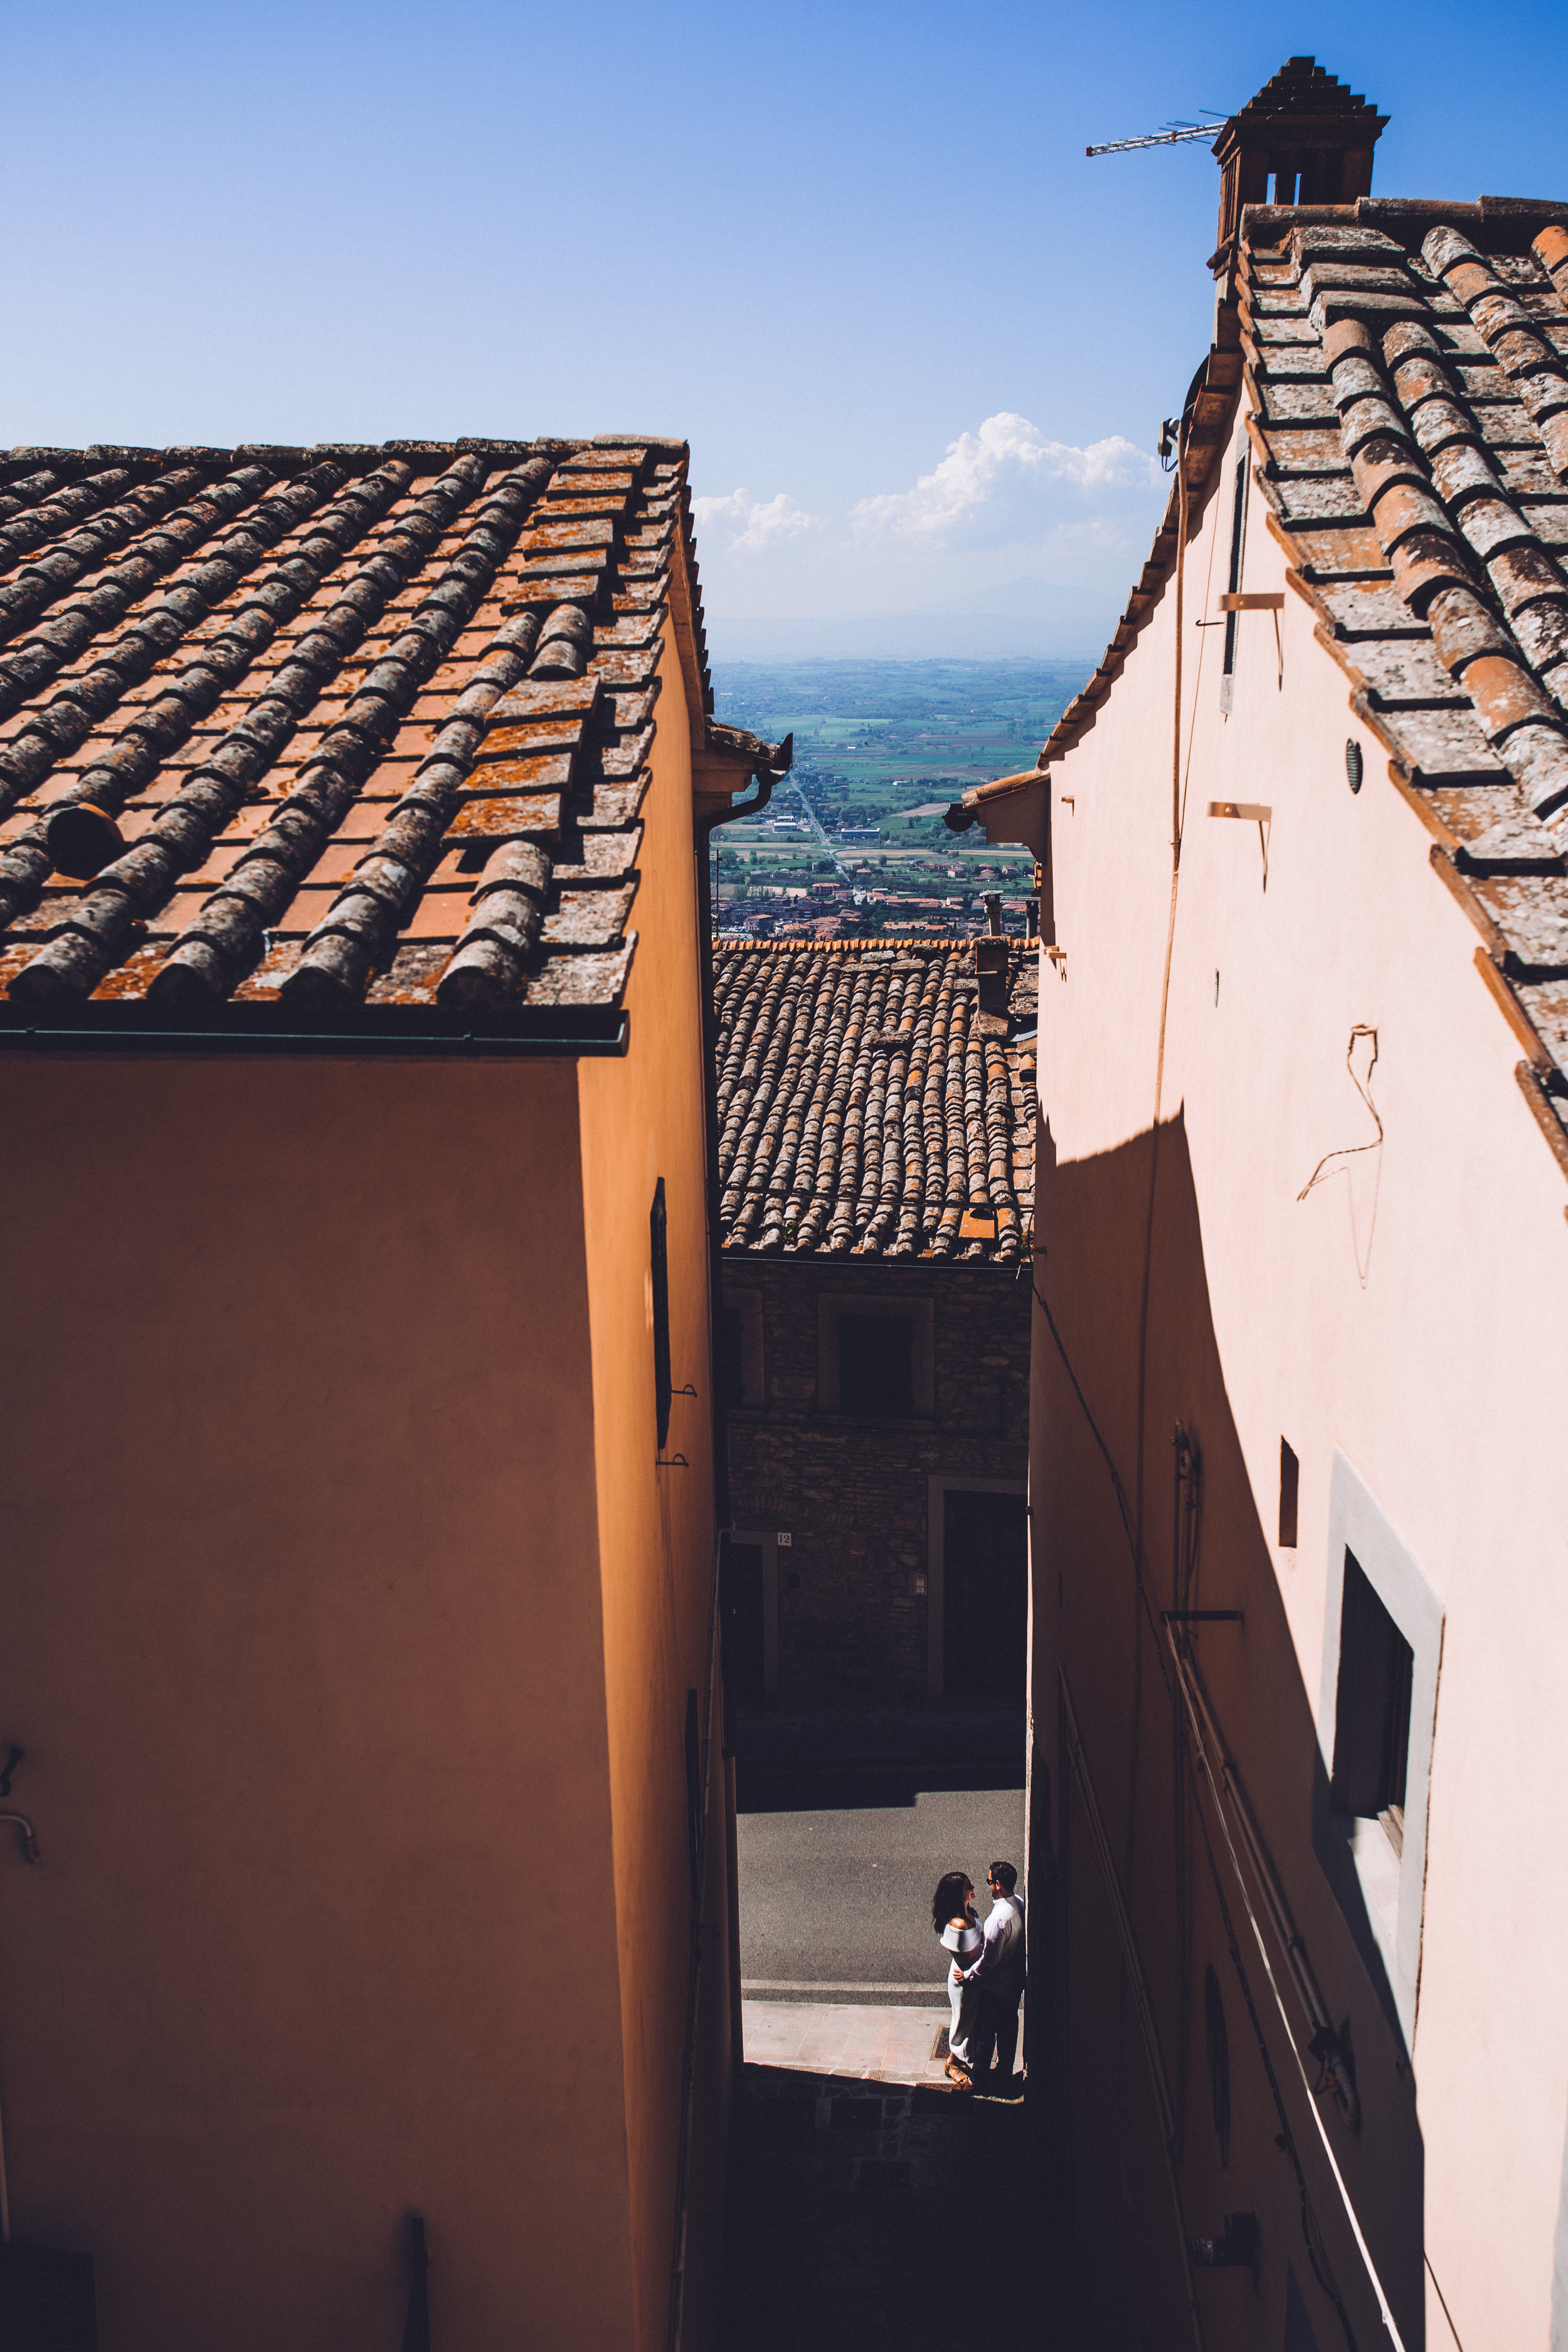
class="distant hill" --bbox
[706,578,1122,664]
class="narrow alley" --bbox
[717,1710,1093,2350]
[720,2066,1091,2351]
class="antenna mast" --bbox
[1085,120,1221,159]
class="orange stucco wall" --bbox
[0,1055,639,2349]
[1032,408,1568,2349]
[578,618,729,2352]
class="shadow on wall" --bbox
[1034,1109,1426,2352]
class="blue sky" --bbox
[6,1,1568,647]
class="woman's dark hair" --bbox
[932,1871,973,1933]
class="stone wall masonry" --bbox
[721,1256,1032,1707]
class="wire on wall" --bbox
[1035,411,1385,2344]
[1036,1267,1384,2352]
[1296,1026,1384,1289]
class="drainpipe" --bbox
[663,739,787,2352]
[692,730,792,1544]
[0,1808,41,2245]
[696,758,780,2041]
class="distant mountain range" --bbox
[704,578,1124,664]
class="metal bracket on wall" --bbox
[1218,590,1285,688]
[1208,800,1272,891]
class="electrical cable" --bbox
[1039,1260,1374,2346]
[1030,403,1401,2350]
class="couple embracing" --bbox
[933,1860,1025,2094]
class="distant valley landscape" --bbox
[708,658,1088,938]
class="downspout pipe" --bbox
[664,748,785,2352]
[696,756,780,1528]
[0,1809,41,2247]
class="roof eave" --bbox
[0,1004,631,1059]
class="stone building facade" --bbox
[722,1256,1031,1705]
[712,937,1037,1708]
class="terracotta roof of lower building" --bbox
[712,939,1037,1262]
[0,435,729,1049]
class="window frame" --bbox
[726,1528,780,1700]
[817,1293,935,1421]
[1219,442,1249,716]
[651,1179,672,1450]
[926,1473,1029,1697]
[835,1308,916,1420]
[1316,1449,1444,2048]
[716,1286,765,1412]
[1279,1436,1300,1550]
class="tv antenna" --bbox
[1086,114,1224,159]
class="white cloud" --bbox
[851,412,1163,544]
[692,487,820,556]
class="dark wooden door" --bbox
[728,1540,767,1709]
[943,1489,1027,1702]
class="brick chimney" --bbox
[1212,58,1388,250]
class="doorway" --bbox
[928,1479,1028,1702]
[725,1532,778,1707]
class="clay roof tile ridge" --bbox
[156,459,543,1014]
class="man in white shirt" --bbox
[961,1860,1025,2091]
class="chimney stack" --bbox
[1212,58,1387,253]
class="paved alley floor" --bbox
[741,1998,956,2085]
[719,1712,1087,2349]
[718,2063,1094,2352]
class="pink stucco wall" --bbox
[1032,412,1568,2349]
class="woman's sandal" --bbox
[944,2058,973,2091]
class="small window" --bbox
[684,1687,701,1901]
[651,1179,671,1449]
[817,1293,933,1417]
[1219,449,1248,713]
[716,1288,764,1411]
[1317,1452,1444,2048]
[1330,1549,1414,1831]
[716,1305,746,1410]
[1279,1439,1299,1549]
[837,1313,913,1418]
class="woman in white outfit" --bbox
[932,1871,983,2090]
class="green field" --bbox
[707,660,1085,925]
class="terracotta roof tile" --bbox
[0,434,716,1046]
[712,940,1037,1264]
[1045,189,1568,1163]
[1237,213,1568,857]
